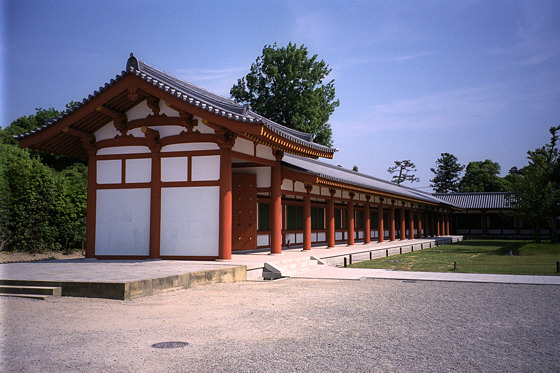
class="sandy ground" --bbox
[1,278,559,372]
[0,250,84,263]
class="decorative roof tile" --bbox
[432,192,513,209]
[16,53,336,156]
[284,154,453,206]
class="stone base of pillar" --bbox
[268,252,284,256]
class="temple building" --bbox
[17,54,455,260]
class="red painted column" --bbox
[85,150,97,258]
[445,213,450,236]
[436,213,441,236]
[364,196,371,244]
[149,149,162,259]
[389,202,396,241]
[218,145,233,260]
[400,205,406,240]
[377,200,384,243]
[327,189,336,248]
[418,210,425,238]
[347,192,355,246]
[409,208,415,240]
[270,151,283,254]
[303,184,312,251]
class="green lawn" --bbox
[349,240,560,276]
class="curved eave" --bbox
[315,176,453,207]
[17,72,336,160]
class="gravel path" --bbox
[2,279,559,372]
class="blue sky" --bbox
[2,0,559,190]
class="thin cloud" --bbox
[488,2,560,66]
[175,67,248,97]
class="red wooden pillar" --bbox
[270,151,283,255]
[389,202,396,241]
[445,213,450,236]
[303,184,312,251]
[431,212,435,237]
[85,149,97,258]
[436,213,441,236]
[327,189,336,248]
[409,208,415,240]
[400,205,406,240]
[347,192,355,246]
[364,196,371,244]
[377,200,384,243]
[149,148,162,259]
[218,144,233,260]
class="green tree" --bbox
[509,125,560,243]
[387,160,419,185]
[1,104,87,253]
[430,153,464,193]
[230,43,339,146]
[458,160,507,192]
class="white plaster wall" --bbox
[286,233,296,244]
[257,234,269,247]
[195,120,215,134]
[160,187,219,256]
[160,101,178,117]
[126,101,152,121]
[231,167,271,188]
[317,232,326,241]
[281,180,293,191]
[294,182,307,194]
[157,125,186,139]
[232,137,254,155]
[97,160,121,184]
[95,189,151,256]
[162,143,219,152]
[296,233,303,242]
[255,144,275,161]
[125,158,151,183]
[335,232,343,240]
[256,167,271,188]
[94,121,118,141]
[191,156,220,181]
[97,146,150,155]
[162,157,188,182]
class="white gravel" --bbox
[1,279,559,372]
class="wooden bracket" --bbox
[63,127,96,154]
[146,97,167,118]
[96,106,129,137]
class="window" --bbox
[356,210,364,229]
[258,203,269,231]
[311,206,325,230]
[287,205,303,230]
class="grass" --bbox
[349,239,560,276]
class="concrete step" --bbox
[0,285,61,299]
[0,293,51,300]
[263,256,325,280]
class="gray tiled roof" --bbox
[432,192,513,209]
[17,54,335,156]
[283,154,452,205]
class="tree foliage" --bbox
[509,125,560,243]
[387,160,419,185]
[458,159,507,192]
[0,107,87,253]
[430,153,464,193]
[230,43,339,146]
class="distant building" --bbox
[433,192,539,238]
[17,54,456,260]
